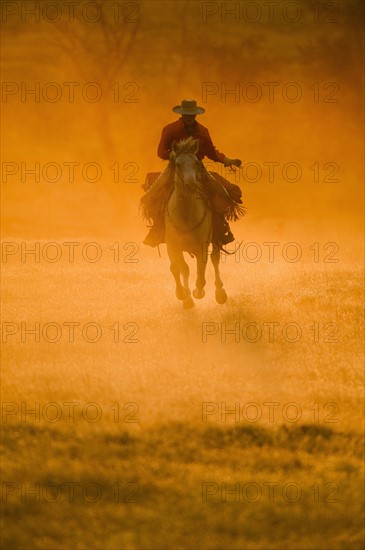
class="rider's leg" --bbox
[199,165,235,246]
[143,217,165,247]
[142,165,174,247]
[212,211,235,245]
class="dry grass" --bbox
[1,249,364,548]
[1,420,363,549]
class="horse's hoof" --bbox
[183,296,195,309]
[193,288,205,299]
[215,289,227,304]
[176,287,188,300]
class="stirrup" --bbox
[143,227,164,247]
[221,231,235,245]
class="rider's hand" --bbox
[224,157,242,167]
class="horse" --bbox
[165,137,227,309]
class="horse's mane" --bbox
[170,137,198,158]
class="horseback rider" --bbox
[142,99,243,247]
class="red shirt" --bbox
[157,118,226,163]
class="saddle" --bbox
[141,168,244,222]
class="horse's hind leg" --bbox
[211,244,227,304]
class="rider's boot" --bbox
[221,221,235,245]
[213,214,235,245]
[143,223,165,247]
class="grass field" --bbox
[1,421,363,550]
[1,239,364,549]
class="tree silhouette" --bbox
[50,0,141,159]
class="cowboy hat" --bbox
[172,99,205,115]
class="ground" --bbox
[1,228,363,548]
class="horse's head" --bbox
[170,137,201,195]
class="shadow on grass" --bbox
[2,421,362,459]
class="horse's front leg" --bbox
[180,252,194,309]
[193,243,209,299]
[211,244,227,304]
[167,246,194,308]
[168,249,187,300]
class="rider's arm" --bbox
[202,127,241,166]
[202,128,227,164]
[157,126,171,160]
